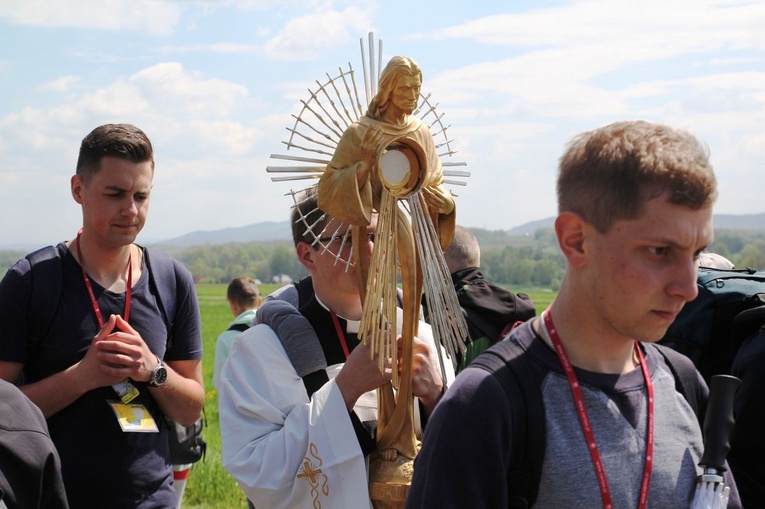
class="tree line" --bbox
[2,228,763,288]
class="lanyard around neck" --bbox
[540,310,654,509]
[330,311,351,359]
[75,230,132,327]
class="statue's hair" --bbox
[367,56,422,118]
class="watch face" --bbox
[154,366,167,386]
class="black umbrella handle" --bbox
[699,374,741,472]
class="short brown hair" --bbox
[557,120,717,233]
[227,276,260,307]
[76,124,154,183]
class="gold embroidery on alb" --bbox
[297,442,330,506]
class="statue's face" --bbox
[390,73,421,115]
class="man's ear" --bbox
[71,175,84,204]
[296,242,317,271]
[555,211,592,269]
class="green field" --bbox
[182,283,553,507]
[182,283,251,508]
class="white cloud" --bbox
[0,0,184,36]
[420,0,765,51]
[129,62,251,116]
[184,0,282,9]
[39,76,81,93]
[157,42,259,55]
[262,6,375,60]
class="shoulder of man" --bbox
[12,244,68,348]
[13,243,66,277]
[142,247,194,313]
[142,247,202,355]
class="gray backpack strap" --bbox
[255,299,327,378]
[25,245,65,356]
[255,299,376,455]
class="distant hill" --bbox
[150,221,292,247]
[4,213,758,251]
[506,217,555,236]
[503,213,765,236]
[713,213,765,232]
[148,212,764,247]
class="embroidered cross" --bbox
[297,460,323,484]
[297,442,330,506]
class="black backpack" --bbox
[659,266,765,383]
[22,244,206,465]
[469,338,702,508]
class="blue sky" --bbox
[1,0,763,248]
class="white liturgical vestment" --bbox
[219,308,452,509]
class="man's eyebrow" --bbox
[104,184,151,193]
[647,236,711,251]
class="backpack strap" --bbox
[227,323,251,333]
[142,247,178,346]
[651,342,703,420]
[142,247,209,453]
[731,297,765,350]
[469,339,544,509]
[255,298,376,456]
[255,299,327,383]
[25,245,65,358]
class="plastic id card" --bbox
[108,400,159,433]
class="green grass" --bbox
[181,283,242,509]
[181,283,282,509]
[517,287,555,313]
[182,283,555,507]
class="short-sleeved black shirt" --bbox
[0,243,203,509]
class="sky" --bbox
[1,0,764,249]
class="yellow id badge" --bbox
[108,400,159,433]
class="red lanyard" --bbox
[75,230,132,327]
[330,312,351,359]
[541,310,654,509]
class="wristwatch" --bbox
[148,356,167,387]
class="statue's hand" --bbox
[361,124,384,166]
[354,125,384,188]
[421,185,454,215]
